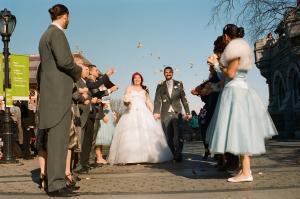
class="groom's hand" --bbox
[153,113,160,120]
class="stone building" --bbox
[254,7,300,138]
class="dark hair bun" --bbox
[237,27,245,38]
[48,4,69,21]
[223,24,245,39]
[48,8,54,15]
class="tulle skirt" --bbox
[206,78,278,155]
[108,106,173,165]
[95,110,115,146]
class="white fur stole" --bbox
[220,38,253,70]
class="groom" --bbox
[154,66,191,162]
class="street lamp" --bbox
[0,8,17,163]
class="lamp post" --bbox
[0,8,17,163]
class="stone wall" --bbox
[255,7,300,139]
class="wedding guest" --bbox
[65,84,88,190]
[206,24,277,182]
[10,101,23,152]
[189,110,199,140]
[38,4,82,196]
[192,36,225,161]
[95,88,116,165]
[35,129,48,190]
[75,65,116,174]
[20,101,35,160]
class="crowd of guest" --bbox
[35,54,119,191]
[0,3,279,197]
[0,95,37,161]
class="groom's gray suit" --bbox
[154,79,190,160]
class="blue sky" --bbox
[1,0,269,112]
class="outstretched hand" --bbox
[106,68,116,77]
[110,85,118,93]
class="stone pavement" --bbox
[0,140,299,199]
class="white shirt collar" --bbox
[51,22,66,33]
[81,78,86,84]
[166,79,173,84]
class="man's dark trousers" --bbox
[47,110,71,192]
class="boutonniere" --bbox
[174,86,178,89]
[163,99,167,103]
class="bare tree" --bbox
[210,0,297,40]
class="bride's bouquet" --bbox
[123,94,131,106]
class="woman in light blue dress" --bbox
[95,96,116,165]
[206,24,277,183]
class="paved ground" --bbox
[0,140,299,199]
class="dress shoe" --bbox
[38,173,48,191]
[227,175,253,183]
[65,174,76,187]
[47,187,79,197]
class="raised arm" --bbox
[86,74,110,89]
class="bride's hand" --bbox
[153,113,160,120]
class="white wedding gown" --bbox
[108,89,173,165]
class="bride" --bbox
[108,72,173,165]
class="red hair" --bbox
[131,72,144,85]
[131,72,149,94]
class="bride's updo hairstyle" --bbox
[49,4,69,21]
[223,24,245,39]
[131,72,149,94]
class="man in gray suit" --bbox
[154,66,191,162]
[38,4,82,197]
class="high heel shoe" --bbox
[65,174,80,190]
[38,174,48,190]
[65,174,76,187]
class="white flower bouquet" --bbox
[123,94,131,106]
